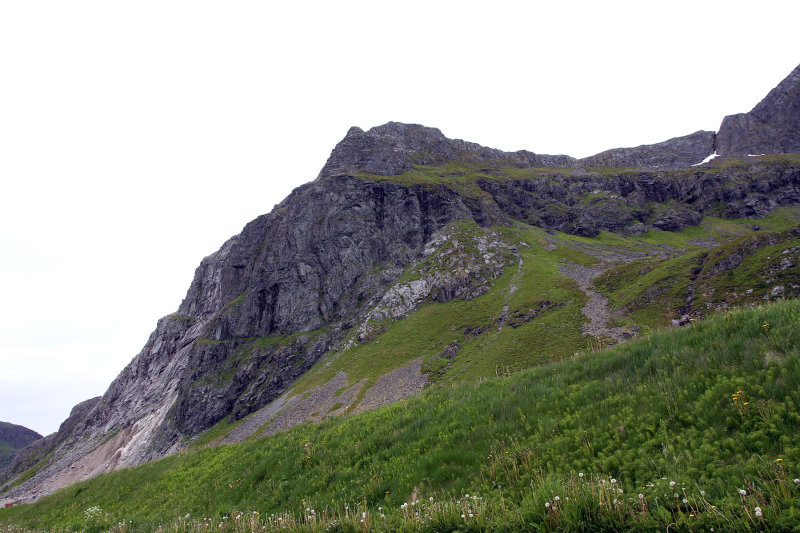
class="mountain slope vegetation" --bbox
[2,299,799,531]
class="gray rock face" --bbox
[580,131,716,169]
[476,164,800,237]
[717,63,800,156]
[316,122,578,179]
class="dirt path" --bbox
[542,231,671,345]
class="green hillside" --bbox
[2,299,799,531]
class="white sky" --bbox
[1,0,798,436]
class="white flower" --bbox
[700,490,705,496]
[669,481,676,487]
[545,502,551,508]
[738,489,747,496]
[638,493,644,499]
[618,489,623,494]
[461,514,465,519]
[554,496,560,501]
[611,478,617,484]
[579,472,584,478]
[755,506,763,518]
[682,498,688,504]
[184,513,191,519]
[429,497,434,501]
[795,479,800,484]
[613,498,618,504]
[465,494,469,498]
[469,513,473,518]
[362,512,366,519]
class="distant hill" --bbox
[0,422,42,470]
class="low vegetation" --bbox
[2,299,800,531]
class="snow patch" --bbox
[691,151,719,167]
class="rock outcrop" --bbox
[580,131,716,169]
[717,63,800,156]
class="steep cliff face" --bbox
[717,63,800,156]
[5,64,800,504]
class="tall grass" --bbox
[3,300,800,531]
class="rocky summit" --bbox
[2,63,800,506]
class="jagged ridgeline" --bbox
[2,63,800,511]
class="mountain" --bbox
[2,63,800,506]
[717,63,800,156]
[0,423,41,471]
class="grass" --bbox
[3,299,800,531]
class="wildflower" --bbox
[184,513,191,519]
[362,512,366,519]
[613,498,618,504]
[738,489,747,496]
[545,502,551,508]
[776,458,783,462]
[461,514,466,519]
[755,506,763,518]
[669,481,676,487]
[469,513,473,518]
[700,490,706,496]
[794,479,800,484]
[554,496,560,501]
[429,497,434,502]
[465,494,469,498]
[682,498,688,504]
[378,507,382,511]
[618,489,623,494]
[579,472,584,478]
[638,493,644,499]
[611,478,617,484]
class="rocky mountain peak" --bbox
[716,63,800,155]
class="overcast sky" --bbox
[1,0,798,436]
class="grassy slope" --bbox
[2,300,800,531]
